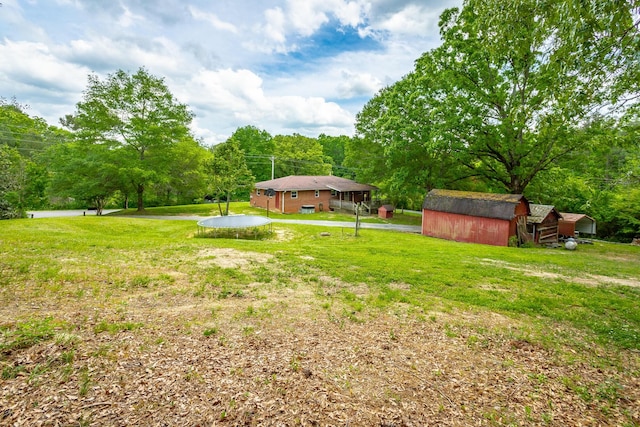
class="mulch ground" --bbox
[2,296,639,426]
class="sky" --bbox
[0,0,461,145]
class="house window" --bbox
[291,191,298,199]
[315,190,320,198]
[256,189,261,196]
[331,190,337,196]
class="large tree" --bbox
[152,137,210,206]
[0,145,25,219]
[0,98,63,158]
[354,0,640,194]
[46,141,124,215]
[228,125,274,182]
[273,134,332,177]
[206,140,254,216]
[317,134,354,178]
[347,71,471,207]
[0,100,65,212]
[67,68,194,211]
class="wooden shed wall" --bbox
[558,220,575,237]
[422,210,513,246]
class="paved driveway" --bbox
[26,210,121,218]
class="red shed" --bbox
[421,189,530,246]
[378,204,394,219]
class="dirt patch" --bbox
[388,282,411,291]
[273,228,294,241]
[317,275,369,297]
[479,258,640,288]
[197,248,273,269]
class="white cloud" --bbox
[117,5,146,28]
[263,7,287,43]
[246,7,291,54]
[271,96,353,126]
[177,68,354,143]
[336,71,383,98]
[333,0,368,27]
[56,35,187,77]
[375,4,441,36]
[0,40,88,94]
[287,1,331,36]
[286,0,368,34]
[188,6,238,33]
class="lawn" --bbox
[1,215,639,425]
[110,201,424,225]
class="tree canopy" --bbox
[66,68,195,211]
[351,0,640,195]
[206,140,253,215]
[228,125,275,182]
[273,133,332,177]
[46,140,123,215]
[0,145,25,219]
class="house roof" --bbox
[422,189,529,220]
[254,176,377,192]
[528,204,562,224]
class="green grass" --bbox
[110,201,422,226]
[1,214,638,353]
[1,317,63,355]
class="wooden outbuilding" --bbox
[558,213,597,237]
[527,204,562,244]
[421,189,530,246]
[378,204,394,219]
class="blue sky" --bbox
[0,0,461,144]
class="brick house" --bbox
[251,176,377,214]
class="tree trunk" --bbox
[95,197,104,216]
[225,192,231,216]
[137,184,144,211]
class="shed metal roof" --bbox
[254,176,377,192]
[559,213,595,223]
[422,189,528,220]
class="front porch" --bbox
[329,198,383,214]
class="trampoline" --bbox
[197,215,272,239]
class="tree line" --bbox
[0,72,353,218]
[1,0,639,240]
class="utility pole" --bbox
[270,156,275,180]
